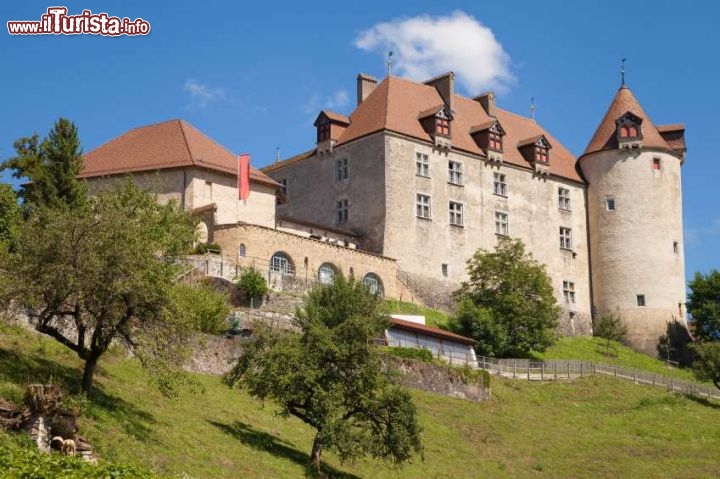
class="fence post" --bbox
[513,360,517,379]
[527,363,530,381]
[614,366,617,377]
[541,363,544,381]
[567,362,570,379]
[554,362,557,380]
[580,363,584,377]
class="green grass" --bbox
[533,336,699,382]
[383,299,450,328]
[2,323,720,478]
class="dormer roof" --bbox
[469,120,504,135]
[518,134,552,149]
[314,110,350,127]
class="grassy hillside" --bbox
[1,322,719,478]
[383,299,450,328]
[533,336,699,382]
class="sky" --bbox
[1,0,719,282]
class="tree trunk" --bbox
[310,434,322,470]
[81,355,99,395]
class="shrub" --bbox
[386,346,434,363]
[193,242,221,254]
[172,283,231,334]
[457,365,491,388]
[237,268,268,303]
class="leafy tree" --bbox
[1,118,86,210]
[688,270,720,388]
[593,312,627,356]
[450,237,559,357]
[172,282,230,334]
[4,180,196,395]
[226,276,423,470]
[236,267,268,305]
[0,183,20,247]
[688,270,720,342]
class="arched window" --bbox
[318,263,337,284]
[363,273,384,296]
[270,252,295,276]
[238,244,246,257]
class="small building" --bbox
[384,315,477,366]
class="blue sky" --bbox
[2,0,719,280]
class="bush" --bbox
[172,283,231,334]
[386,346,434,363]
[457,365,491,388]
[237,268,268,303]
[193,242,221,254]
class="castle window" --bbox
[335,158,348,181]
[238,243,246,257]
[616,112,643,144]
[317,117,331,142]
[673,241,679,254]
[559,227,573,250]
[606,196,616,211]
[489,130,503,151]
[318,263,337,284]
[441,264,448,277]
[495,212,508,235]
[335,198,349,224]
[636,294,646,307]
[448,161,463,185]
[416,152,430,177]
[363,273,384,296]
[563,281,576,304]
[416,194,431,219]
[436,117,450,136]
[535,146,549,163]
[652,157,662,170]
[493,172,507,197]
[270,251,295,276]
[558,187,571,210]
[449,202,464,227]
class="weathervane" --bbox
[386,51,393,77]
[530,97,536,121]
[621,58,627,87]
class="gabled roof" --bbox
[517,134,551,149]
[314,110,350,126]
[269,76,582,182]
[469,120,503,135]
[388,318,477,345]
[582,86,673,157]
[417,104,450,120]
[80,119,279,187]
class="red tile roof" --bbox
[582,87,674,158]
[267,76,583,182]
[80,119,279,187]
[389,317,477,345]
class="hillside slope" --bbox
[1,323,719,479]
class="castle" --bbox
[80,71,687,355]
[262,72,687,355]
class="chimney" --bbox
[424,72,455,112]
[357,73,377,105]
[474,91,496,117]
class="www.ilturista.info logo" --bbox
[7,7,150,36]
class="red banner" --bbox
[238,154,250,200]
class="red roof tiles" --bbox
[582,87,673,158]
[80,119,279,187]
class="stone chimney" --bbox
[474,91,496,117]
[357,73,377,105]
[424,72,455,112]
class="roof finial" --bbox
[275,147,280,163]
[620,58,627,88]
[386,50,393,77]
[530,97,536,122]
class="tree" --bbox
[687,270,720,388]
[593,312,627,356]
[0,183,20,247]
[1,118,86,210]
[450,237,560,357]
[236,267,268,306]
[226,276,423,470]
[4,180,197,394]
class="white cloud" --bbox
[355,11,514,94]
[183,79,226,109]
[301,89,350,115]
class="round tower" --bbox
[579,83,687,355]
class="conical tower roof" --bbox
[582,85,671,157]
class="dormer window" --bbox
[317,118,330,142]
[535,146,549,163]
[419,105,453,149]
[470,121,505,163]
[615,112,643,149]
[489,130,502,151]
[436,117,449,136]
